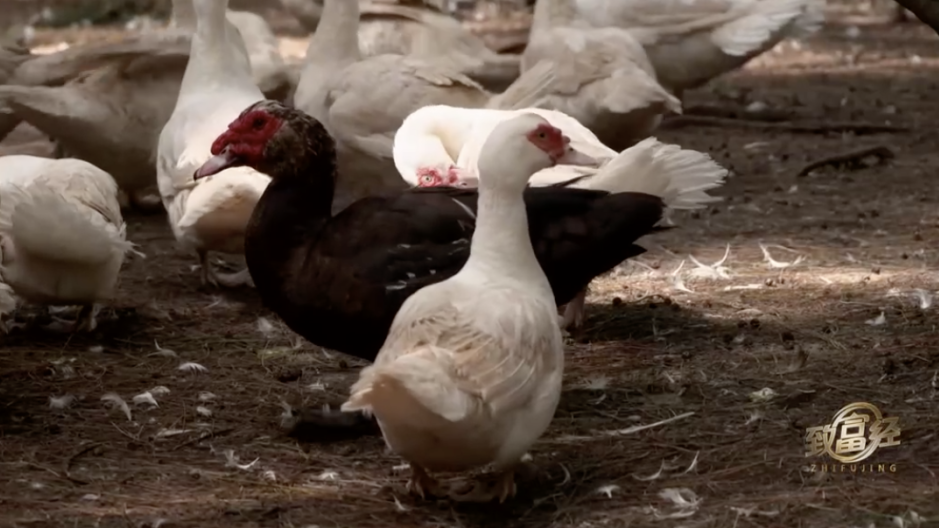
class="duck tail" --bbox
[341,348,475,425]
[577,138,727,210]
[0,181,134,265]
[713,0,824,57]
[486,59,557,110]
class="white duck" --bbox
[573,0,826,99]
[156,0,270,288]
[394,104,615,187]
[3,0,290,108]
[0,155,138,332]
[221,7,293,101]
[341,113,582,503]
[283,0,521,91]
[0,0,290,210]
[294,0,557,213]
[392,104,728,329]
[521,0,681,151]
[0,51,189,208]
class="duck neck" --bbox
[304,0,361,67]
[462,188,548,292]
[245,148,337,299]
[182,0,254,94]
[170,0,196,30]
[531,0,577,34]
[193,0,228,39]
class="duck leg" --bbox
[407,463,444,500]
[43,304,98,333]
[72,304,98,333]
[198,249,220,287]
[448,467,518,503]
[51,140,68,159]
[495,469,518,503]
[559,287,588,330]
[198,250,254,288]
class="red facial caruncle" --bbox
[415,166,444,187]
[210,108,282,160]
[415,165,468,187]
[525,123,568,162]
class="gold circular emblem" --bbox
[823,402,882,463]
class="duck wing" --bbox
[448,186,669,303]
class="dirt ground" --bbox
[1,2,939,527]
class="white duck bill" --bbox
[554,148,598,167]
[194,148,239,180]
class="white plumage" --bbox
[294,0,558,213]
[156,0,270,288]
[0,155,137,331]
[521,0,681,151]
[343,114,570,503]
[392,104,728,329]
[573,0,826,96]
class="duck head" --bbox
[474,113,598,192]
[414,165,477,188]
[417,115,596,189]
[194,100,335,182]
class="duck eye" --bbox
[252,117,265,129]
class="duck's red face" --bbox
[194,105,285,179]
[415,165,476,188]
[526,123,567,162]
[524,123,597,166]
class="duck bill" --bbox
[554,148,598,167]
[194,147,240,180]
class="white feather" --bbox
[101,393,132,421]
[178,361,209,373]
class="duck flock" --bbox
[0,0,827,505]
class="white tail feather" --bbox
[561,137,727,209]
[713,0,823,57]
[0,183,134,265]
[342,350,475,424]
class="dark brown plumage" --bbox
[195,99,668,363]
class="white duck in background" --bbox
[573,0,826,99]
[0,155,138,332]
[393,104,728,329]
[281,0,519,90]
[0,51,189,209]
[221,8,293,101]
[156,0,270,288]
[168,0,292,100]
[342,114,578,503]
[294,0,557,213]
[522,0,681,151]
[0,0,291,211]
